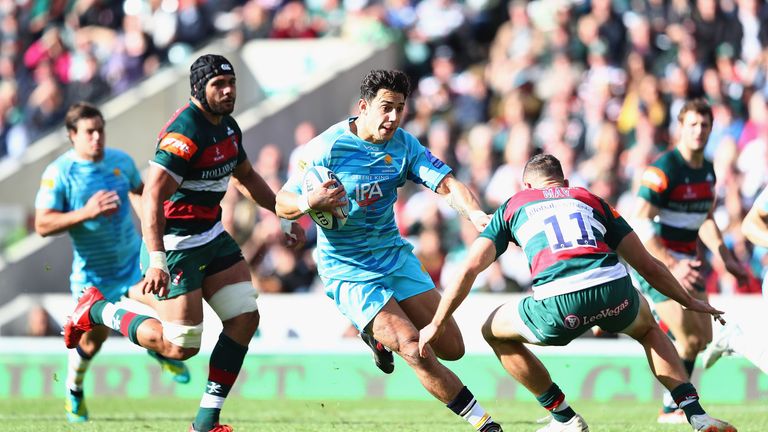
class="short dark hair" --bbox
[677,98,713,124]
[360,69,411,101]
[523,154,564,183]
[65,102,103,133]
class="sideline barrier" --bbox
[1,294,765,401]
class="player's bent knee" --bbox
[162,321,204,352]
[208,281,259,322]
[435,338,465,361]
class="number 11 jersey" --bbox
[482,187,634,300]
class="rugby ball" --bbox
[303,166,349,230]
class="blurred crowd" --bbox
[5,0,768,296]
[222,0,768,297]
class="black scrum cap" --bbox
[189,54,235,112]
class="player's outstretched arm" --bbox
[742,204,768,247]
[435,174,490,231]
[35,190,120,237]
[617,232,724,316]
[419,237,497,358]
[232,160,277,212]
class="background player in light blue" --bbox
[276,70,503,432]
[34,102,189,423]
[700,185,768,375]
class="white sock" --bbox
[460,397,492,430]
[66,348,91,392]
[727,324,768,374]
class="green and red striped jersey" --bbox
[637,149,716,255]
[151,101,247,250]
[481,186,633,299]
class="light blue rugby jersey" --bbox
[35,148,143,291]
[285,118,452,281]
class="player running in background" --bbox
[35,102,189,423]
[700,185,768,373]
[632,99,750,422]
[62,55,305,432]
[419,154,737,432]
[275,69,502,432]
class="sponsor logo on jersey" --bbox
[298,160,307,172]
[40,178,55,189]
[641,167,668,193]
[424,148,445,169]
[113,168,121,176]
[201,160,237,179]
[226,126,235,136]
[384,154,392,164]
[355,181,383,207]
[159,133,198,161]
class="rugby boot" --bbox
[148,350,190,384]
[690,414,737,432]
[63,287,104,349]
[702,323,741,369]
[536,414,589,432]
[480,421,503,431]
[189,423,233,432]
[65,390,88,423]
[360,331,394,374]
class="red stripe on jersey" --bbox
[660,238,697,254]
[530,241,612,276]
[164,201,221,221]
[503,187,606,222]
[158,103,190,139]
[192,137,239,169]
[668,182,714,201]
[119,312,137,336]
[209,367,238,386]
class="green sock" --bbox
[536,383,576,423]
[88,300,149,345]
[193,334,248,431]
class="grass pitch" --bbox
[2,398,765,431]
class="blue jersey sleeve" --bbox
[35,163,67,211]
[405,133,452,191]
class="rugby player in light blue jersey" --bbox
[420,154,736,432]
[276,70,502,432]
[34,102,189,424]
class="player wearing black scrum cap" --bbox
[61,54,306,432]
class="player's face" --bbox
[70,116,105,161]
[206,75,237,115]
[360,89,405,143]
[678,110,712,153]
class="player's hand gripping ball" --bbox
[303,166,349,230]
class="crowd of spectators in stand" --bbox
[6,0,768,297]
[222,0,768,297]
